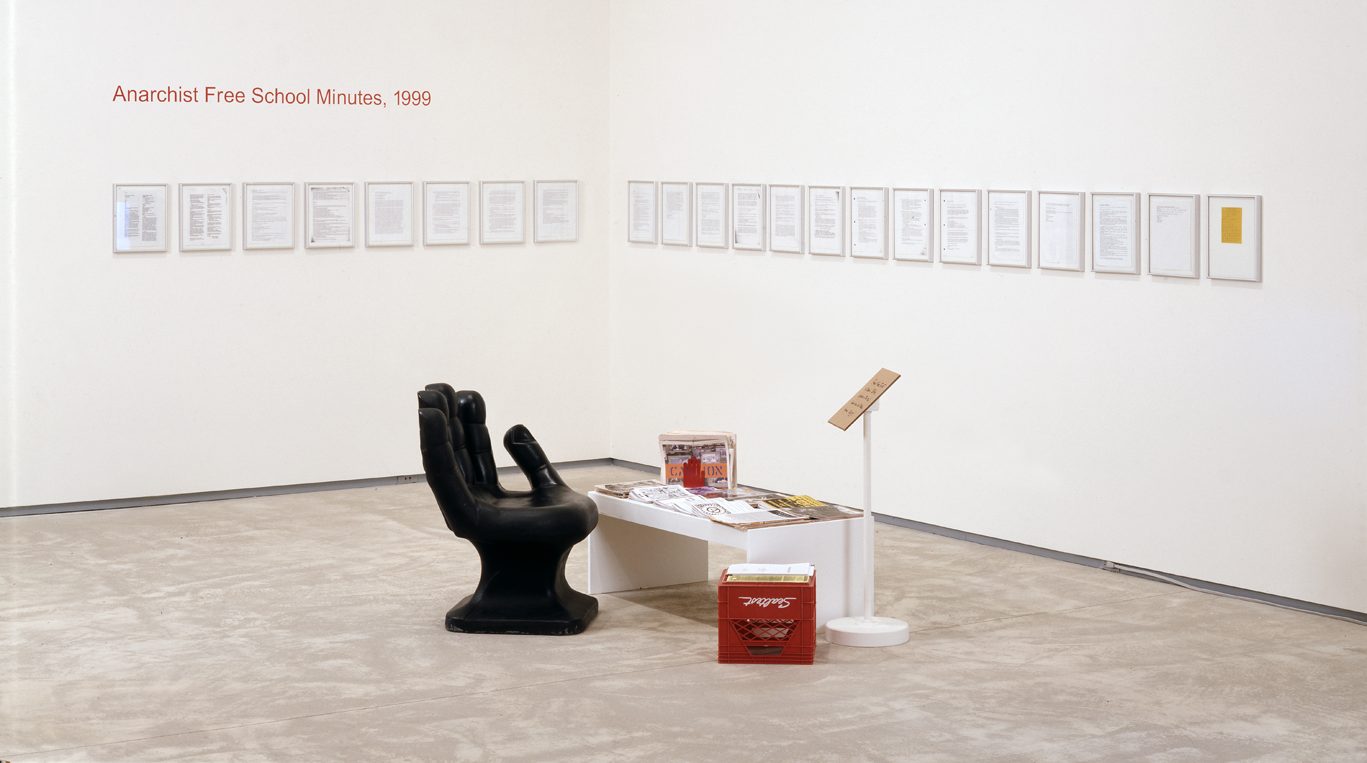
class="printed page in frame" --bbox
[1038,191,1083,271]
[892,188,932,261]
[660,181,691,245]
[808,186,844,256]
[1148,193,1199,277]
[423,181,469,245]
[768,184,802,253]
[695,182,727,248]
[305,182,355,248]
[849,187,887,259]
[244,182,295,249]
[113,184,169,253]
[626,180,656,244]
[1091,193,1139,273]
[939,189,980,264]
[987,189,1030,267]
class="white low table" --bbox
[586,492,865,629]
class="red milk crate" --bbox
[717,568,816,665]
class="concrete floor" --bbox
[3,463,1365,761]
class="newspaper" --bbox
[710,508,808,529]
[659,430,737,489]
[594,479,664,498]
[727,562,814,578]
[656,496,756,519]
[626,485,695,504]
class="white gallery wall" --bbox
[5,0,1365,615]
[2,1,14,506]
[607,0,1367,612]
[6,0,611,505]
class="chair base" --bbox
[445,589,598,636]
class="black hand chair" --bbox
[417,385,598,635]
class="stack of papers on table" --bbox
[725,562,814,582]
[594,479,664,498]
[606,482,859,530]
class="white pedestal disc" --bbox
[826,615,910,647]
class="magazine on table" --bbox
[659,430,737,489]
[593,479,664,498]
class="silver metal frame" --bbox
[891,187,933,262]
[532,180,579,244]
[626,180,657,245]
[986,189,1032,269]
[1036,190,1085,272]
[177,182,233,253]
[807,185,845,257]
[242,182,295,250]
[937,188,981,265]
[421,181,471,246]
[848,186,888,259]
[766,184,803,254]
[364,181,415,247]
[480,180,527,245]
[730,182,765,251]
[1090,192,1140,274]
[1147,192,1200,278]
[659,181,692,246]
[694,182,728,249]
[112,183,169,254]
[303,182,356,249]
[1207,194,1262,282]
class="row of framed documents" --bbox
[626,182,1263,282]
[111,180,580,253]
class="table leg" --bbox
[744,517,865,629]
[587,515,712,594]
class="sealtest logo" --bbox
[739,596,797,609]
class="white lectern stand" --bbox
[826,373,910,648]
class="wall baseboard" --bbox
[5,456,1361,623]
[873,513,1366,625]
[0,458,618,518]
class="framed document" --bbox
[986,189,1031,268]
[1148,193,1199,278]
[660,181,692,246]
[767,184,802,253]
[365,181,414,247]
[1207,194,1261,282]
[1037,191,1084,271]
[1091,192,1139,274]
[423,181,470,246]
[849,187,887,259]
[533,180,578,243]
[304,182,355,249]
[938,189,980,264]
[243,182,295,250]
[892,188,932,262]
[695,182,727,249]
[731,183,764,250]
[626,180,657,244]
[112,184,169,253]
[480,180,526,244]
[807,186,844,256]
[179,183,232,252]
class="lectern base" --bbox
[825,615,909,647]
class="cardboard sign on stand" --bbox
[825,368,910,648]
